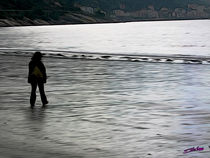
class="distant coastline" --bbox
[1,0,210,27]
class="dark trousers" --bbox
[30,79,47,106]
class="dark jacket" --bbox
[28,60,47,83]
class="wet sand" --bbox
[1,54,210,158]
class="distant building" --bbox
[148,5,155,11]
[159,8,171,18]
[113,10,130,17]
[173,8,186,18]
[188,4,205,12]
[188,4,208,18]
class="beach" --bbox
[1,54,210,157]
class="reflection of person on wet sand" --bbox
[28,52,48,108]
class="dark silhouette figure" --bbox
[28,52,48,108]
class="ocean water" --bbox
[0,20,210,63]
[1,20,210,158]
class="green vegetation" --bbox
[0,0,77,20]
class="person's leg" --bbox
[30,81,37,108]
[38,81,48,106]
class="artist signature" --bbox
[184,146,204,154]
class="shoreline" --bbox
[0,17,209,27]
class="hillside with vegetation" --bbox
[0,0,210,26]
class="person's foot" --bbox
[42,101,48,107]
[30,104,35,109]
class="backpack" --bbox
[32,66,43,78]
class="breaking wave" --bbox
[1,48,210,65]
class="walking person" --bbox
[28,51,48,108]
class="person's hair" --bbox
[32,51,42,61]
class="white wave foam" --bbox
[0,48,210,65]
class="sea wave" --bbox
[1,48,210,65]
